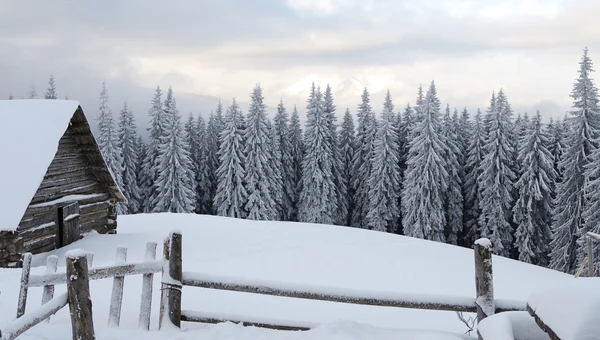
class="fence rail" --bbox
[2,241,160,340]
[159,232,514,339]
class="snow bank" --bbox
[527,278,600,340]
[478,311,549,340]
[0,99,80,231]
[0,213,571,339]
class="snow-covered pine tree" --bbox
[96,82,124,214]
[28,84,37,99]
[135,136,147,213]
[139,87,165,212]
[413,85,425,123]
[8,94,13,100]
[577,49,600,273]
[194,115,212,214]
[323,85,347,226]
[401,81,448,242]
[117,102,142,214]
[395,104,415,234]
[367,90,401,232]
[298,84,337,224]
[513,111,556,265]
[152,88,196,213]
[350,88,377,228]
[44,74,57,99]
[442,104,464,244]
[463,109,485,247]
[550,49,600,273]
[267,119,284,220]
[243,85,277,220]
[456,108,472,240]
[289,105,304,221]
[184,113,200,211]
[478,89,516,257]
[214,99,248,218]
[339,108,356,226]
[274,100,295,221]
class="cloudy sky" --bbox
[2,0,600,132]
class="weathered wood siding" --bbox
[16,122,117,255]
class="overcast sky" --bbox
[2,0,600,133]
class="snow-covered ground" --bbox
[0,213,569,339]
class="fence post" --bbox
[159,236,170,329]
[474,238,494,329]
[588,236,594,277]
[139,242,157,330]
[85,252,94,269]
[42,255,59,322]
[108,246,127,328]
[16,252,32,318]
[66,250,95,340]
[159,232,182,329]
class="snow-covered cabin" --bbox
[0,100,125,267]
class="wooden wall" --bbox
[15,122,117,256]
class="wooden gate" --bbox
[57,202,80,247]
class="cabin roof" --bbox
[0,100,124,231]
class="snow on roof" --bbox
[0,99,81,231]
[527,278,600,340]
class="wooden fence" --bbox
[0,242,161,340]
[159,232,525,334]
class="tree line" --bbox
[12,48,600,274]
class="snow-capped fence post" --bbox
[41,255,59,322]
[159,236,170,329]
[66,250,95,340]
[474,238,494,329]
[86,252,94,269]
[160,232,182,329]
[108,246,128,328]
[139,241,157,330]
[16,252,32,318]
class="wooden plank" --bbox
[526,304,561,340]
[139,242,157,330]
[18,221,56,239]
[108,247,127,328]
[28,260,164,287]
[24,242,58,255]
[0,293,68,340]
[161,232,182,328]
[180,312,311,331]
[66,251,96,340]
[22,234,56,253]
[41,255,59,323]
[182,276,479,313]
[16,253,32,318]
[474,240,494,328]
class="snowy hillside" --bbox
[0,213,569,339]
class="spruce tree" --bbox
[367,90,401,232]
[195,115,212,214]
[117,102,142,214]
[298,84,336,224]
[44,74,57,99]
[351,88,377,228]
[214,99,248,218]
[323,85,347,225]
[135,136,147,213]
[96,81,124,214]
[8,94,13,100]
[478,90,516,257]
[244,85,277,220]
[463,109,485,247]
[442,104,464,244]
[513,111,556,265]
[28,84,37,99]
[184,113,200,211]
[140,86,165,212]
[267,119,284,220]
[550,49,600,273]
[577,48,600,273]
[289,105,304,221]
[339,108,356,226]
[152,88,196,213]
[396,104,414,234]
[402,82,448,242]
[274,100,295,221]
